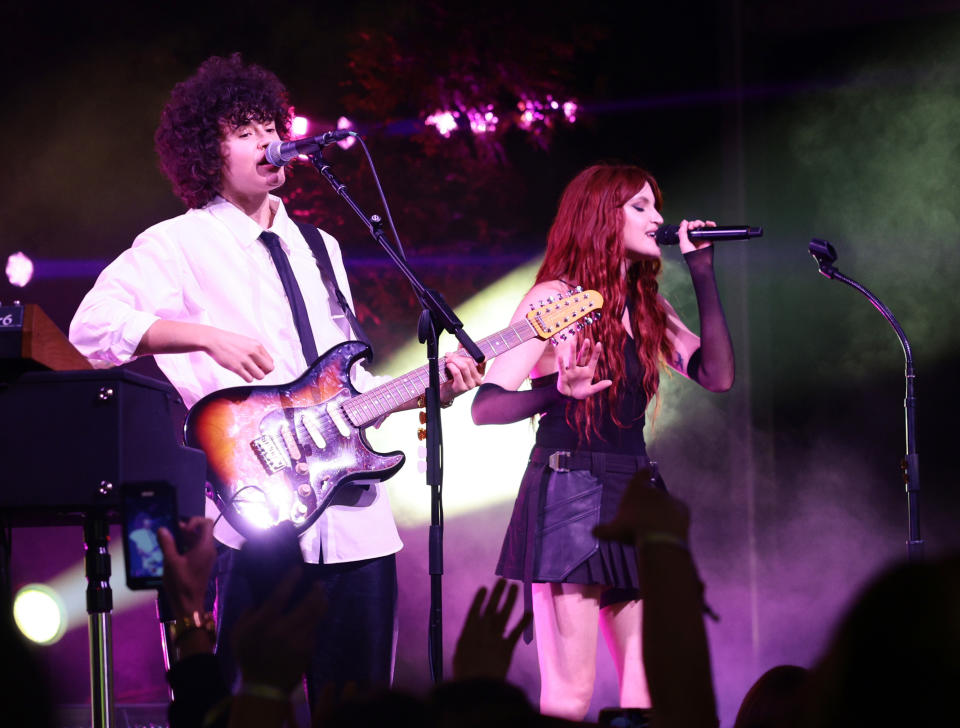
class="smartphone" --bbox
[121,482,179,590]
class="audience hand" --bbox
[158,516,217,618]
[309,681,360,728]
[232,567,327,694]
[453,578,532,681]
[593,469,690,546]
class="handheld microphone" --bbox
[264,130,356,166]
[655,224,763,246]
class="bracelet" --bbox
[238,682,291,702]
[641,531,690,551]
[171,610,216,645]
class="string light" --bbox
[425,110,460,137]
[291,115,309,137]
[6,251,34,287]
[336,116,357,149]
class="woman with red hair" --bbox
[472,163,735,720]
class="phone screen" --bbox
[121,482,178,590]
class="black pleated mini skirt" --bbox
[496,447,665,598]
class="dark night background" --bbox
[1,1,958,724]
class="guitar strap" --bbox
[294,221,374,360]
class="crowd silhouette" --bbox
[3,472,956,728]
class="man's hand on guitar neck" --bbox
[438,348,486,406]
[381,348,485,421]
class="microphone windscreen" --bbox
[654,225,681,246]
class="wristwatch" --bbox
[171,610,216,644]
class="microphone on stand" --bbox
[264,130,357,166]
[655,224,763,246]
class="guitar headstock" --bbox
[526,287,603,345]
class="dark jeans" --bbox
[212,547,398,705]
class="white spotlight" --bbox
[13,584,67,645]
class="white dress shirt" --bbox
[69,195,403,563]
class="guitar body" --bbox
[185,341,404,537]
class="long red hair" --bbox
[536,163,674,443]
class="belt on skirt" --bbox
[529,447,656,475]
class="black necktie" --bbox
[259,230,319,365]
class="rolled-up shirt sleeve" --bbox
[69,231,186,366]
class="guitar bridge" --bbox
[250,434,291,474]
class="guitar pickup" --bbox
[250,434,291,474]
[326,394,352,438]
[299,411,327,449]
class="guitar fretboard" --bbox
[342,318,538,428]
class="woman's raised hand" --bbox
[556,338,613,399]
[676,219,717,255]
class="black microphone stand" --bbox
[308,151,484,681]
[809,239,923,561]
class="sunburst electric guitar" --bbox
[185,288,603,537]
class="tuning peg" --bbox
[575,285,583,293]
[418,427,427,441]
[550,336,558,345]
[419,411,427,424]
[560,333,568,341]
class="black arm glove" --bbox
[471,376,568,425]
[683,246,735,391]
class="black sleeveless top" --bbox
[532,337,648,455]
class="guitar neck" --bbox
[342,318,540,428]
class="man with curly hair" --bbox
[69,54,482,700]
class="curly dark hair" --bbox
[155,53,291,209]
